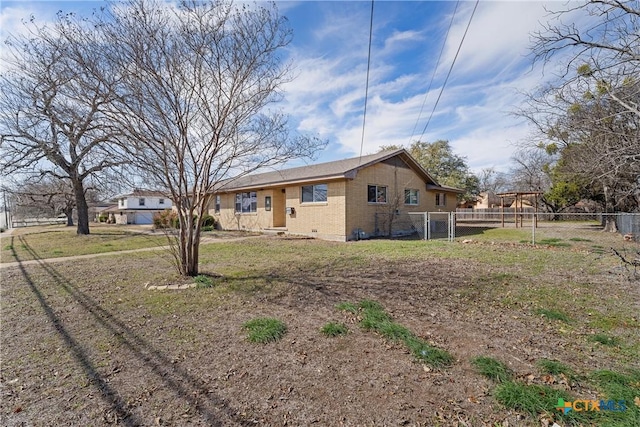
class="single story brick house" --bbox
[210,149,462,241]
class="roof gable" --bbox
[218,149,442,192]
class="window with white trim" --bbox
[435,193,447,207]
[214,195,221,213]
[159,198,165,205]
[139,198,145,206]
[368,185,387,203]
[301,184,328,203]
[235,192,257,213]
[404,189,419,205]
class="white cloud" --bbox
[279,0,583,172]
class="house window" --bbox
[436,193,447,207]
[119,198,124,207]
[368,185,387,203]
[301,184,328,203]
[404,189,419,205]
[235,192,257,213]
[214,195,221,213]
[139,198,145,206]
[159,198,165,205]
[265,196,271,211]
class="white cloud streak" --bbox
[280,1,586,171]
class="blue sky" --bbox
[0,1,585,173]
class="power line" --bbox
[418,0,480,142]
[359,0,375,162]
[409,0,460,145]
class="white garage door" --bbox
[135,212,154,224]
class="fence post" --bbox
[532,212,536,245]
[426,212,431,240]
[449,211,455,242]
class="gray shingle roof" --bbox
[217,149,445,192]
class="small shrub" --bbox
[321,322,348,337]
[202,225,214,232]
[472,356,513,383]
[153,209,178,229]
[201,214,215,227]
[534,308,572,323]
[242,317,287,343]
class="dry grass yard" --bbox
[1,226,639,426]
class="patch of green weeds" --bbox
[493,381,591,424]
[353,299,454,368]
[335,302,358,314]
[3,244,12,251]
[588,333,621,347]
[537,238,571,247]
[242,317,287,343]
[537,359,575,378]
[590,369,640,426]
[194,274,215,289]
[321,322,348,337]
[479,356,639,426]
[534,308,572,323]
[377,322,413,341]
[588,312,634,331]
[405,336,454,367]
[472,356,513,383]
[569,237,592,242]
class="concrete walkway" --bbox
[0,233,262,270]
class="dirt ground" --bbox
[1,237,638,426]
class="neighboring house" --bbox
[473,191,503,209]
[109,190,172,225]
[91,201,114,222]
[210,149,462,241]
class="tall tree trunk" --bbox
[175,203,204,277]
[602,184,618,232]
[64,207,74,226]
[72,178,90,235]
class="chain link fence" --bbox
[404,211,640,244]
[373,212,421,238]
[373,211,640,248]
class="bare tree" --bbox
[98,0,323,276]
[477,167,509,194]
[3,177,93,226]
[532,0,640,118]
[0,13,125,234]
[518,0,640,221]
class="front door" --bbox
[272,189,286,227]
